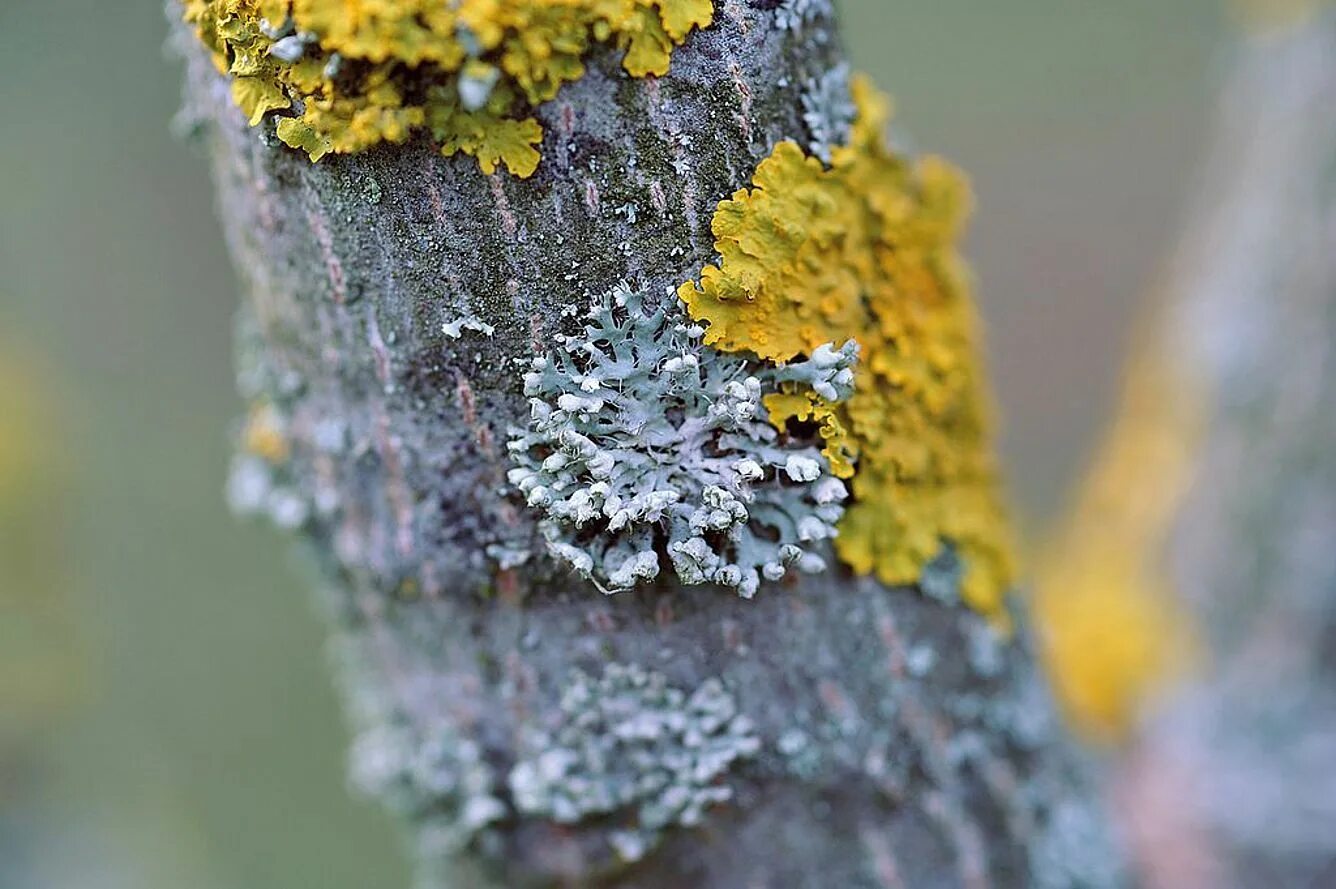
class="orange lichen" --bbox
[1034,329,1197,741]
[677,76,1016,616]
[182,0,712,175]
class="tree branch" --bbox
[175,3,1118,885]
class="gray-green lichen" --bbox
[508,663,761,862]
[506,283,858,597]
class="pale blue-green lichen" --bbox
[776,0,833,32]
[508,663,761,862]
[1030,797,1127,889]
[226,401,312,530]
[227,454,309,529]
[349,719,506,854]
[801,62,855,164]
[506,283,858,597]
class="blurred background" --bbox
[0,2,1226,886]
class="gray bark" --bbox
[175,4,1118,887]
[1114,13,1336,889]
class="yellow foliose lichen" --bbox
[677,76,1016,616]
[1033,329,1197,741]
[181,0,711,176]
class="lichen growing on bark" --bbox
[801,62,854,164]
[775,0,832,32]
[226,398,313,531]
[180,0,712,175]
[173,0,1130,881]
[508,663,761,862]
[507,283,856,597]
[677,75,1016,616]
[349,719,508,855]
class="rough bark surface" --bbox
[176,5,1118,887]
[1117,14,1336,889]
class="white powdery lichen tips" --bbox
[506,283,858,597]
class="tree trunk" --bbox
[174,4,1118,886]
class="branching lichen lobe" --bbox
[507,283,856,597]
[678,76,1017,615]
[181,0,712,175]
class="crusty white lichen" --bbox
[801,62,855,164]
[508,663,761,862]
[442,315,495,339]
[506,283,858,597]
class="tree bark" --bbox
[175,4,1119,886]
[1110,12,1336,888]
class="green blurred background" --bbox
[0,2,1223,886]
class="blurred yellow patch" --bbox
[678,77,1016,617]
[1232,0,1327,31]
[242,402,289,464]
[1034,332,1198,741]
[0,349,81,743]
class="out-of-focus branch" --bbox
[1039,10,1336,886]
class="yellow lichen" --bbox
[181,0,712,176]
[763,388,857,479]
[1033,327,1197,741]
[677,76,1016,616]
[242,402,290,464]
